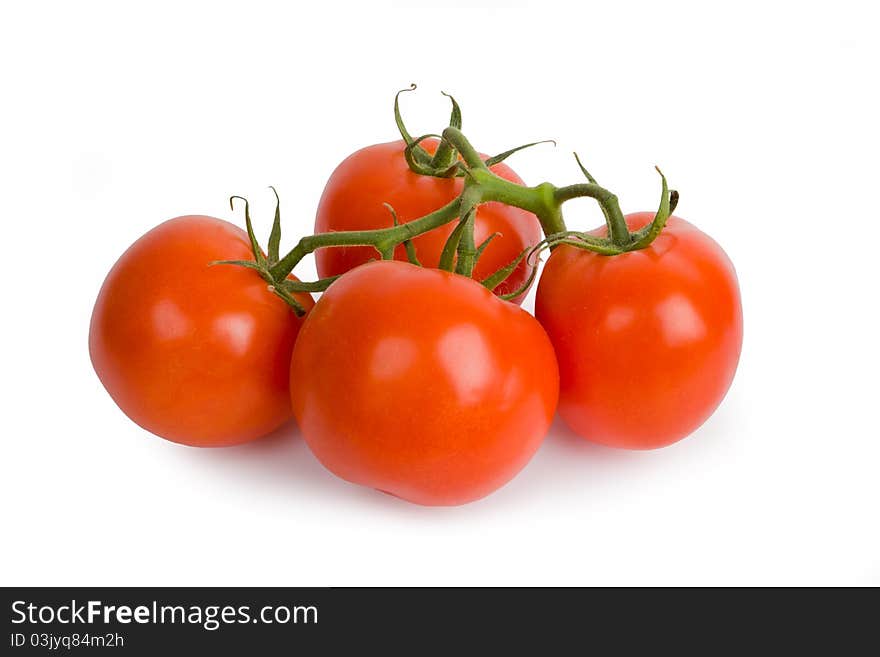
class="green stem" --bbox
[221,103,679,319]
[429,139,456,171]
[554,184,630,246]
[453,185,483,276]
[282,276,340,293]
[269,198,461,280]
[464,169,569,238]
[455,209,477,276]
[466,169,545,212]
[440,127,636,247]
[532,182,566,237]
[429,92,462,170]
[438,218,467,271]
[441,127,488,170]
[262,123,675,298]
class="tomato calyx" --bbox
[395,84,555,179]
[212,188,331,316]
[219,185,533,308]
[395,84,461,178]
[541,164,680,255]
[438,126,680,256]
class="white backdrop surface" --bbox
[1,0,877,585]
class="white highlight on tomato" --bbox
[370,336,418,380]
[656,293,707,346]
[151,299,191,341]
[438,324,494,404]
[212,313,257,356]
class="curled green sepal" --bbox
[482,237,545,300]
[572,152,616,230]
[214,192,307,316]
[230,196,267,269]
[549,237,623,256]
[481,139,556,169]
[480,246,531,292]
[628,167,677,250]
[497,263,539,302]
[394,84,418,146]
[572,152,598,184]
[280,276,340,293]
[535,228,626,256]
[403,133,459,178]
[452,187,483,277]
[474,232,501,261]
[454,208,477,277]
[384,203,421,266]
[267,186,282,265]
[430,91,463,170]
[211,259,264,272]
[438,217,468,272]
[439,185,482,272]
[394,86,468,178]
[441,91,462,130]
[395,84,434,168]
[549,230,617,252]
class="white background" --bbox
[2,0,878,586]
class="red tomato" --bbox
[89,215,314,447]
[314,139,542,302]
[535,213,742,449]
[290,260,559,505]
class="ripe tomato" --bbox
[89,215,314,447]
[290,260,559,505]
[314,139,542,302]
[535,213,743,449]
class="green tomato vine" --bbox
[217,86,679,315]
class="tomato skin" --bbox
[290,260,559,506]
[535,213,743,449]
[314,139,542,303]
[89,215,314,447]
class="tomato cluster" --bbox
[89,90,742,506]
[315,138,541,303]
